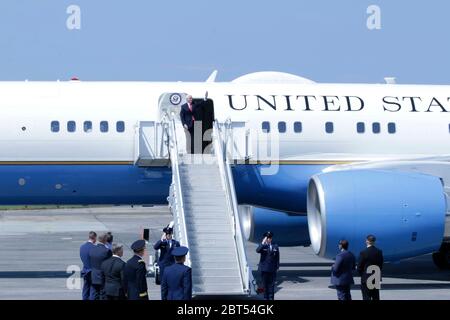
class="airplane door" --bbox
[192,98,215,153]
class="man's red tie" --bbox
[189,103,195,121]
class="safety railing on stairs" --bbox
[213,120,254,295]
[165,116,191,267]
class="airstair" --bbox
[135,102,254,296]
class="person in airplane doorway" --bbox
[330,239,356,300]
[79,231,97,300]
[161,246,192,300]
[358,235,384,300]
[256,231,280,300]
[153,227,180,285]
[123,240,149,300]
[179,93,208,154]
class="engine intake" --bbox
[307,170,447,261]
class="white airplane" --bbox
[1,71,449,268]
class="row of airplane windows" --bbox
[50,121,126,133]
[261,121,397,134]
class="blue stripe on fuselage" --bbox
[0,164,329,210]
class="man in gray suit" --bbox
[330,239,356,300]
[101,243,126,300]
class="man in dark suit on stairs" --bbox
[180,94,208,154]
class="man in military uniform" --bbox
[153,227,180,281]
[124,240,148,300]
[161,246,192,300]
[88,233,112,300]
[256,231,280,300]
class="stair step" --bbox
[191,261,241,269]
[189,255,239,264]
[187,242,235,249]
[189,249,237,257]
[185,221,231,228]
[186,225,232,232]
[192,268,241,277]
[193,276,242,285]
[185,227,234,234]
[184,208,229,214]
[193,287,246,295]
[182,233,231,241]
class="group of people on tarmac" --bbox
[330,234,384,301]
[257,232,384,301]
[80,228,383,301]
[79,227,192,300]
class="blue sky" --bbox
[0,1,448,84]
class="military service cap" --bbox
[131,239,146,251]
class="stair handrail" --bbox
[165,115,191,266]
[213,120,252,294]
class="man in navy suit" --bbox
[79,231,96,300]
[88,233,112,300]
[179,94,207,154]
[256,231,280,300]
[161,246,192,300]
[330,239,356,300]
[153,227,180,283]
[358,235,384,300]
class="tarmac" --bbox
[0,205,449,300]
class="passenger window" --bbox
[100,121,109,133]
[372,122,381,134]
[51,121,59,133]
[325,122,334,134]
[116,121,125,133]
[357,122,365,134]
[262,121,270,133]
[293,122,302,133]
[67,121,76,133]
[278,122,286,133]
[388,122,396,134]
[84,121,92,133]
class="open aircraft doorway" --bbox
[158,92,215,154]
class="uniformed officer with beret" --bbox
[153,227,180,281]
[161,246,192,300]
[256,231,280,300]
[123,240,148,300]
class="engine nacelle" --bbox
[307,170,447,261]
[239,205,310,247]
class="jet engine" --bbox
[307,169,447,261]
[239,205,310,247]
